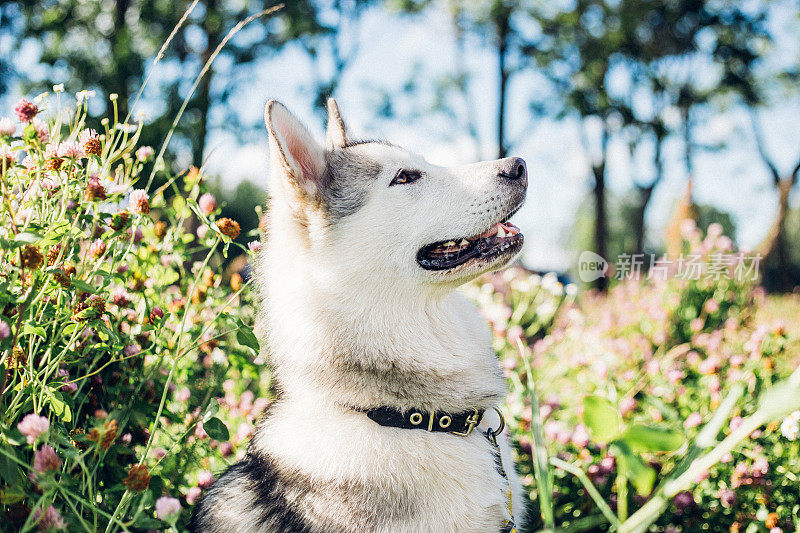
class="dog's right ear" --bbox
[326,98,348,149]
[264,100,326,201]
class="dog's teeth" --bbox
[459,239,469,246]
[444,241,456,247]
[497,226,506,238]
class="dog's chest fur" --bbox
[190,257,524,532]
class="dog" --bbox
[189,98,528,532]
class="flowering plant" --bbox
[0,91,263,531]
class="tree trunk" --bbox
[756,178,794,291]
[592,161,608,291]
[633,184,655,256]
[496,14,509,159]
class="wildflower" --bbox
[126,227,144,243]
[53,264,76,287]
[110,210,130,230]
[197,224,209,239]
[14,99,39,123]
[45,156,63,171]
[718,488,737,508]
[88,294,105,313]
[155,496,182,522]
[0,117,15,137]
[123,464,151,491]
[684,412,702,429]
[780,411,800,440]
[231,272,243,292]
[135,145,154,162]
[47,244,62,266]
[0,319,9,340]
[149,306,164,324]
[111,288,131,307]
[18,413,50,444]
[765,513,779,529]
[672,491,695,512]
[123,344,141,357]
[78,128,102,156]
[216,217,240,240]
[57,368,77,394]
[32,505,66,531]
[129,189,150,215]
[197,470,215,489]
[248,240,262,253]
[20,245,44,270]
[57,140,83,159]
[198,193,217,215]
[31,118,50,143]
[33,445,62,474]
[175,387,191,402]
[89,239,107,259]
[186,486,203,505]
[87,419,118,450]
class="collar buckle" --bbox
[450,408,481,436]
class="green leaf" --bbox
[610,441,656,496]
[620,424,685,452]
[236,321,260,353]
[69,279,96,293]
[582,395,620,443]
[15,232,42,243]
[22,324,47,339]
[149,475,164,501]
[203,398,220,422]
[0,448,23,486]
[46,389,73,423]
[203,417,229,441]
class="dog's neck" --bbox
[256,240,506,413]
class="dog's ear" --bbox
[264,100,326,199]
[326,98,348,149]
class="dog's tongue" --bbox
[477,222,520,239]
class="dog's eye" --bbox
[390,169,421,186]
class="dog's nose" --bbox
[498,157,527,182]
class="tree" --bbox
[529,0,768,287]
[4,0,362,170]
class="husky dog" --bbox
[190,99,528,533]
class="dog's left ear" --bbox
[326,98,348,149]
[264,100,326,200]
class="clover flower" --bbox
[110,210,130,230]
[197,470,215,489]
[123,464,151,491]
[0,320,9,340]
[0,117,15,137]
[111,288,131,307]
[53,264,76,287]
[18,413,50,444]
[198,193,217,215]
[20,245,44,270]
[89,239,107,259]
[31,118,50,143]
[57,140,83,159]
[149,306,164,324]
[79,128,101,156]
[87,419,118,450]
[216,217,240,240]
[155,496,182,521]
[32,505,66,531]
[248,241,262,253]
[129,189,150,215]
[186,486,202,505]
[14,99,39,123]
[33,445,62,473]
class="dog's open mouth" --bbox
[417,219,524,271]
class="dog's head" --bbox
[264,99,527,292]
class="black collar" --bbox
[363,406,485,436]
